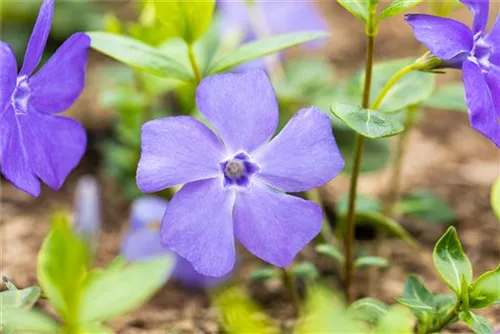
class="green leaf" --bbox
[208,31,329,74]
[0,286,41,309]
[433,227,473,295]
[355,211,416,246]
[249,267,279,281]
[374,306,415,334]
[291,262,319,280]
[79,255,174,323]
[348,298,390,324]
[336,194,382,216]
[469,265,500,309]
[399,275,435,329]
[491,178,500,222]
[0,309,59,333]
[423,83,467,112]
[330,103,405,138]
[354,256,389,269]
[315,244,345,263]
[2,276,17,290]
[154,0,215,44]
[459,311,493,334]
[337,0,369,22]
[87,32,193,81]
[37,213,89,319]
[379,0,424,20]
[398,190,457,224]
[395,297,434,312]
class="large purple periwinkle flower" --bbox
[406,0,500,148]
[136,70,344,276]
[121,196,227,288]
[0,0,89,196]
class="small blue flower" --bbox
[406,0,500,148]
[0,0,90,196]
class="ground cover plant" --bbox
[1,0,499,333]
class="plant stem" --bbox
[280,268,301,317]
[426,301,461,333]
[343,33,375,303]
[188,43,202,84]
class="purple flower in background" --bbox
[0,0,89,196]
[406,0,500,148]
[73,175,101,254]
[121,196,227,288]
[136,70,344,276]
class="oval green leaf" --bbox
[87,32,194,81]
[348,298,390,324]
[469,265,500,309]
[208,31,329,74]
[354,256,389,269]
[249,267,279,281]
[291,262,319,280]
[0,286,41,309]
[459,311,493,334]
[1,309,59,334]
[398,189,457,224]
[374,306,415,334]
[330,103,405,138]
[379,0,424,20]
[433,227,473,295]
[355,211,416,246]
[423,83,467,112]
[316,244,345,263]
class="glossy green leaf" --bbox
[37,213,89,319]
[379,0,423,20]
[208,31,329,74]
[79,255,173,323]
[249,267,279,281]
[330,103,405,138]
[337,0,369,22]
[354,256,389,269]
[154,0,215,44]
[291,262,319,280]
[469,265,500,309]
[459,311,493,334]
[316,244,345,263]
[423,83,467,112]
[87,32,193,81]
[355,211,416,246]
[491,178,500,222]
[336,194,382,216]
[433,227,472,295]
[348,298,390,324]
[374,306,414,334]
[399,275,435,327]
[0,309,59,333]
[398,190,457,224]
[0,286,41,309]
[395,297,434,312]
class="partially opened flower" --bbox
[137,70,344,276]
[406,0,500,148]
[121,196,228,288]
[0,0,89,196]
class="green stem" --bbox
[188,43,202,84]
[426,301,461,333]
[306,189,335,244]
[343,33,375,303]
[280,268,301,317]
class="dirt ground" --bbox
[1,2,499,333]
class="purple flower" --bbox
[73,175,101,253]
[0,0,89,196]
[405,0,500,148]
[136,70,344,276]
[121,196,227,288]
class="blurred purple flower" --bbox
[0,0,89,197]
[121,196,227,288]
[136,70,344,276]
[406,0,500,148]
[73,175,101,253]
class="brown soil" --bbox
[1,2,499,333]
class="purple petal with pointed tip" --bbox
[462,60,500,148]
[161,178,236,277]
[196,70,278,153]
[254,107,344,192]
[405,14,473,60]
[459,0,489,34]
[130,196,168,230]
[233,182,322,268]
[21,0,54,76]
[0,42,17,113]
[137,116,226,193]
[29,33,90,114]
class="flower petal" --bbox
[459,0,489,34]
[173,256,226,288]
[121,228,170,261]
[405,14,473,60]
[486,15,500,66]
[0,42,17,113]
[130,196,168,230]
[20,0,54,76]
[485,66,500,119]
[462,60,500,148]
[17,109,87,190]
[160,178,236,277]
[233,182,322,268]
[29,33,90,114]
[0,107,41,196]
[196,70,279,153]
[254,107,344,192]
[136,116,226,193]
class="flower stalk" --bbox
[188,43,202,84]
[281,268,301,317]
